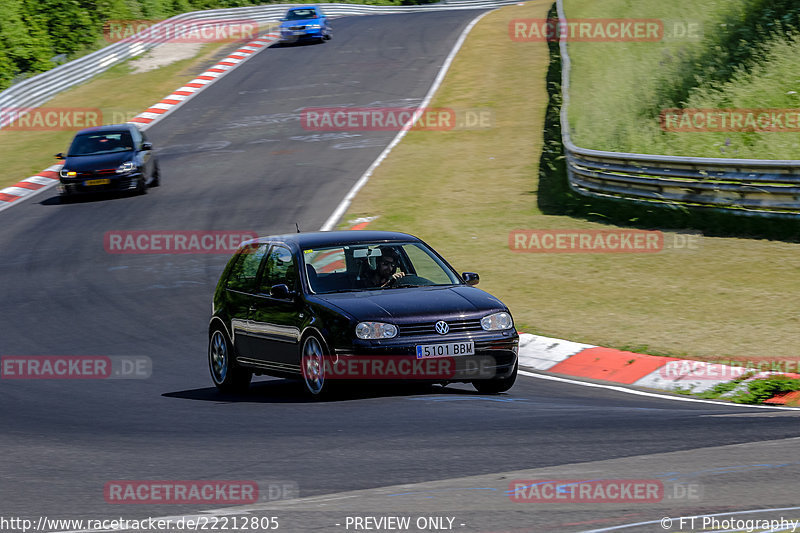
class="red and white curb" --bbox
[518,333,800,405]
[0,164,63,213]
[129,31,280,129]
[0,30,280,212]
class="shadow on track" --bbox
[40,191,150,206]
[163,380,491,404]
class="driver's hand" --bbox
[381,271,405,287]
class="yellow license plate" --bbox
[85,178,111,186]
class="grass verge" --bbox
[675,374,800,405]
[565,0,800,159]
[337,0,800,362]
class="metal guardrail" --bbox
[555,0,800,216]
[0,0,519,129]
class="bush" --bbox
[731,375,800,404]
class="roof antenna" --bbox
[295,222,301,233]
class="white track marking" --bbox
[576,505,800,533]
[519,370,800,411]
[319,9,493,231]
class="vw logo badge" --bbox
[435,321,449,335]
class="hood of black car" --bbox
[312,285,508,323]
[64,152,132,172]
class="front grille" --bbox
[77,169,116,178]
[398,319,483,336]
[290,25,306,30]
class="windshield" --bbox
[68,132,133,156]
[285,9,318,20]
[303,242,461,294]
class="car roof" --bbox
[242,230,422,250]
[74,124,136,136]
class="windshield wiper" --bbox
[317,288,366,294]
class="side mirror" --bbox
[462,272,479,286]
[55,153,65,160]
[270,284,295,300]
[141,142,152,150]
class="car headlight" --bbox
[306,24,321,28]
[356,322,398,339]
[481,312,513,331]
[59,169,76,178]
[116,161,135,174]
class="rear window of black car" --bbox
[226,244,268,292]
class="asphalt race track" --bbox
[1,10,800,533]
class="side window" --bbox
[261,245,298,293]
[225,244,268,292]
[131,128,143,150]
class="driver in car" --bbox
[363,247,406,288]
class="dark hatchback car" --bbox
[209,231,519,397]
[56,124,159,201]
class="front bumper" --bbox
[332,330,518,382]
[58,173,141,195]
[280,28,324,42]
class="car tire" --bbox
[209,327,252,393]
[136,175,147,195]
[300,333,328,397]
[150,164,160,187]
[472,361,517,394]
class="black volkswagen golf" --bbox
[56,124,159,201]
[209,231,519,396]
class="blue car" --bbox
[278,6,331,44]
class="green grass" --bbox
[678,374,800,404]
[565,0,800,159]
[337,0,800,362]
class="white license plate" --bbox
[416,342,474,359]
